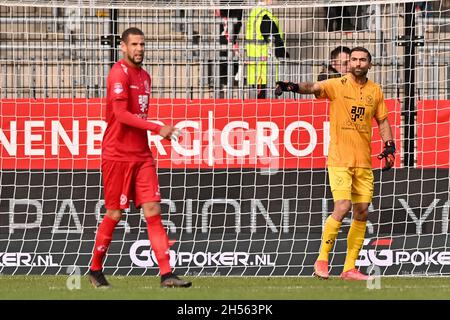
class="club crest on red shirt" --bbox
[113,82,123,94]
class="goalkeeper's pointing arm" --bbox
[275,81,322,97]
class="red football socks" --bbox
[90,215,119,271]
[145,215,171,275]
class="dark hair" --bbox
[330,46,351,60]
[350,46,372,62]
[121,27,144,43]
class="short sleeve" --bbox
[375,87,389,121]
[108,67,129,101]
[316,78,336,100]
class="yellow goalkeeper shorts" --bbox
[328,167,374,203]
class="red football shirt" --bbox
[102,59,162,162]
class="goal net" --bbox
[1,0,449,277]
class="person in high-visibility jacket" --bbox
[245,0,289,99]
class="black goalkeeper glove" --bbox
[377,140,396,171]
[275,81,299,96]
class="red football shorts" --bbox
[102,160,161,210]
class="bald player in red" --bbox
[89,27,191,289]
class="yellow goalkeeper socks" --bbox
[343,219,367,272]
[317,215,342,262]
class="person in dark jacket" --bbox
[215,0,244,89]
[318,46,351,81]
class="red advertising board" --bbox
[416,100,450,168]
[0,98,406,170]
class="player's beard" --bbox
[351,67,368,78]
[128,53,143,66]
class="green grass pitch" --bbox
[0,275,449,300]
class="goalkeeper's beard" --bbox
[351,68,368,78]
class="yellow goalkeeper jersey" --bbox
[317,75,389,168]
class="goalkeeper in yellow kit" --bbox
[275,47,396,280]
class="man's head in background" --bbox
[330,46,351,75]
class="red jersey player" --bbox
[89,27,191,288]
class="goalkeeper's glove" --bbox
[377,140,396,171]
[275,81,299,96]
